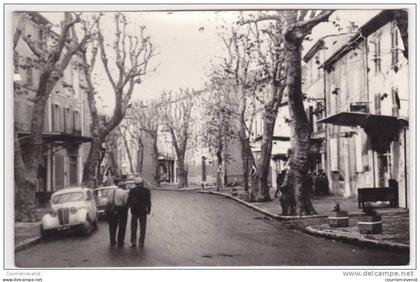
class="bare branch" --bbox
[97,30,117,91]
[296,10,334,30]
[21,34,47,59]
[298,10,309,22]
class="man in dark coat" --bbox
[128,177,151,247]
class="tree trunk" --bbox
[14,130,37,222]
[137,137,144,173]
[96,147,106,186]
[282,36,316,215]
[215,123,224,191]
[82,136,104,187]
[152,135,161,187]
[237,90,256,196]
[216,146,223,191]
[177,157,188,188]
[121,131,134,173]
[238,120,256,199]
[256,109,277,201]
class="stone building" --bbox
[305,10,409,207]
[14,12,92,203]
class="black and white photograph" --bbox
[2,2,417,280]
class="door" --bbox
[55,155,65,189]
[69,156,78,186]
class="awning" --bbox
[317,112,408,129]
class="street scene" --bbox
[11,7,410,268]
[15,190,409,267]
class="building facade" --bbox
[14,12,92,202]
[304,10,409,207]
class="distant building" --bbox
[249,103,291,189]
[184,91,244,188]
[14,12,92,200]
[305,10,409,207]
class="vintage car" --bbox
[40,187,98,238]
[94,186,116,218]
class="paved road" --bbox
[15,190,409,267]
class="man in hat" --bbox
[127,177,151,247]
[107,180,129,247]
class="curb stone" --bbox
[200,190,409,251]
[200,190,326,221]
[15,236,42,252]
[305,226,409,253]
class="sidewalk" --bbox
[15,185,409,253]
[14,208,48,252]
[199,186,409,252]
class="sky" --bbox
[41,9,381,114]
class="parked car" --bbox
[94,185,116,219]
[40,187,98,238]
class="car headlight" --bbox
[49,210,57,217]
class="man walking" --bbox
[106,180,129,247]
[128,177,151,247]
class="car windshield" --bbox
[52,192,84,204]
[95,189,113,198]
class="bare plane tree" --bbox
[13,12,94,221]
[243,10,334,214]
[200,75,237,191]
[161,89,197,188]
[125,100,162,186]
[81,12,156,187]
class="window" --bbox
[24,104,33,131]
[42,104,50,131]
[52,104,63,132]
[373,40,381,74]
[315,55,321,78]
[38,28,47,50]
[63,107,67,132]
[374,93,381,115]
[391,88,400,117]
[391,26,399,66]
[26,58,33,86]
[64,108,72,133]
[329,138,338,171]
[355,133,363,172]
[73,111,81,134]
[69,156,78,186]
